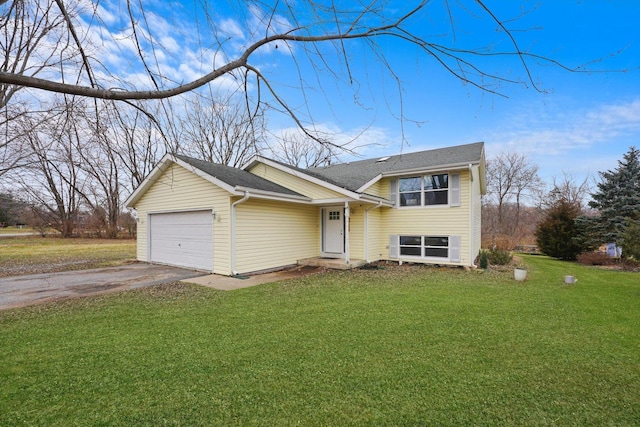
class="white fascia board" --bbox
[125,154,240,208]
[310,197,355,205]
[124,153,174,208]
[233,186,312,203]
[478,148,487,194]
[355,174,383,194]
[240,155,261,171]
[309,195,392,206]
[381,161,478,178]
[256,157,359,199]
[360,193,394,206]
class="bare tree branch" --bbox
[0,1,583,102]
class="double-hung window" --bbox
[398,177,422,206]
[398,174,449,207]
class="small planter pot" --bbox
[514,268,527,281]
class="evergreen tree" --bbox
[621,220,640,260]
[588,146,640,245]
[536,198,585,260]
[0,193,19,227]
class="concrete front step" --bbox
[297,257,367,270]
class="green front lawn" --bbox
[1,256,638,425]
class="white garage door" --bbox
[149,210,213,271]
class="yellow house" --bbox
[125,142,486,275]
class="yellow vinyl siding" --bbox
[362,179,388,198]
[378,170,474,266]
[248,163,346,200]
[348,205,365,260]
[134,163,231,275]
[365,207,385,262]
[234,199,319,274]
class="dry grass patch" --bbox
[0,236,136,277]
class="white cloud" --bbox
[488,99,640,157]
[219,18,246,41]
[482,98,640,183]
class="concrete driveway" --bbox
[0,263,204,310]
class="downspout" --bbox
[364,201,383,263]
[344,202,350,264]
[231,191,250,275]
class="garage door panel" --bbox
[149,211,213,271]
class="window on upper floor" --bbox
[398,174,449,207]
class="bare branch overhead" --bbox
[0,1,580,101]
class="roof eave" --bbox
[478,146,487,195]
[248,156,361,199]
[124,153,174,208]
[355,174,383,194]
[380,160,481,178]
[233,186,312,203]
[125,154,237,208]
[359,193,394,206]
[240,155,262,171]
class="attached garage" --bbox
[148,210,213,271]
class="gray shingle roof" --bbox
[307,142,485,192]
[175,155,305,197]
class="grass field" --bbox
[0,236,136,277]
[1,255,639,425]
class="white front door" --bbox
[322,207,344,256]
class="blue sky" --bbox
[88,1,640,187]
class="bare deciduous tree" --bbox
[0,0,71,175]
[0,0,69,108]
[16,105,83,237]
[108,104,164,189]
[270,130,334,168]
[546,172,591,211]
[484,151,542,246]
[72,102,123,238]
[178,92,266,167]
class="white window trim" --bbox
[389,233,462,263]
[399,235,451,260]
[395,173,457,208]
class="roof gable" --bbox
[175,155,303,197]
[125,154,309,208]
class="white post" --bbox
[344,202,350,264]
